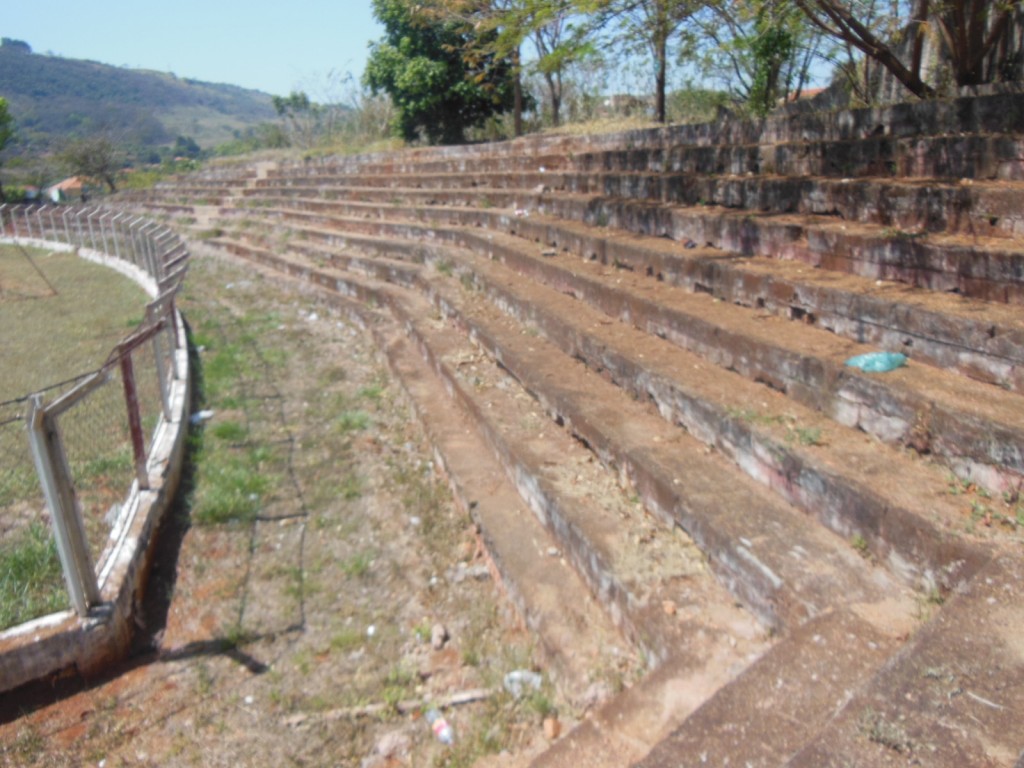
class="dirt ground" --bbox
[0,248,599,767]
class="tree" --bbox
[173,135,201,159]
[793,0,1022,98]
[0,97,14,202]
[426,0,529,136]
[586,0,703,123]
[696,0,824,115]
[530,3,577,126]
[273,90,322,149]
[61,135,121,193]
[363,0,518,144]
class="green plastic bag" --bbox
[844,352,908,373]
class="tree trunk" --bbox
[655,33,667,123]
[513,47,523,138]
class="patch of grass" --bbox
[358,383,385,402]
[381,665,416,713]
[791,426,823,447]
[210,420,247,442]
[202,343,248,402]
[0,465,39,507]
[0,522,68,629]
[330,627,363,653]
[193,448,272,525]
[195,662,215,695]
[338,472,363,501]
[341,549,375,579]
[336,409,371,434]
[6,725,45,762]
[0,246,148,400]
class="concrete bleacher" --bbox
[121,91,1024,766]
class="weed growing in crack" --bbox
[860,708,913,753]
[850,533,870,558]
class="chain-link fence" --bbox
[1,204,189,629]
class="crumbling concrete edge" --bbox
[0,255,192,696]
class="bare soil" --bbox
[0,247,594,767]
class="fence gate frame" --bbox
[26,382,106,617]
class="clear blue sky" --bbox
[3,0,383,97]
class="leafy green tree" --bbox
[173,135,201,159]
[445,0,587,129]
[363,0,518,144]
[61,135,121,193]
[0,97,13,202]
[694,0,821,115]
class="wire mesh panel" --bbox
[53,371,136,566]
[131,337,167,445]
[0,402,45,548]
[0,400,69,628]
[1,205,189,622]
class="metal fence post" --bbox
[119,351,151,491]
[62,207,73,243]
[26,395,101,617]
[98,210,111,255]
[148,303,171,419]
[110,212,124,261]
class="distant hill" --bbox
[0,38,277,156]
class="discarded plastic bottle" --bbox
[426,709,454,745]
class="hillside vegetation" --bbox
[0,40,276,155]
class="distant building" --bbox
[44,176,88,203]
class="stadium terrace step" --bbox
[238,185,1024,305]
[243,172,1024,239]
[629,607,909,768]
[565,133,1024,180]
[527,195,1024,303]
[782,553,1024,767]
[213,235,918,628]
[212,203,1024,500]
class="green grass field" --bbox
[0,243,149,402]
[1,242,150,629]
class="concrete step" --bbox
[242,172,1024,239]
[227,193,1024,392]
[631,608,908,768]
[219,203,1024,499]
[217,234,915,630]
[784,553,1024,767]
[234,194,1024,372]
